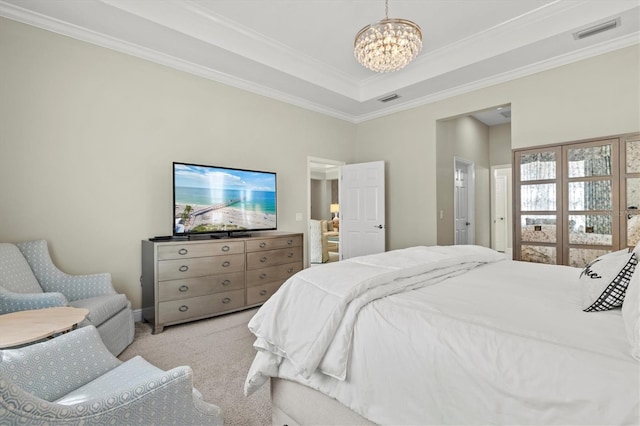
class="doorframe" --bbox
[307,156,345,267]
[454,157,475,245]
[490,164,512,254]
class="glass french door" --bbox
[514,135,637,268]
[514,146,562,264]
[563,139,618,267]
[623,134,640,250]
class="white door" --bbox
[454,159,475,245]
[493,174,507,251]
[340,161,385,259]
[491,166,513,254]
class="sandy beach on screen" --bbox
[176,204,276,232]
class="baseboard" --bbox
[133,308,143,323]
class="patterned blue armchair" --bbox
[0,240,134,355]
[0,326,223,425]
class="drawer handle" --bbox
[287,252,294,258]
[259,290,268,296]
[222,279,231,286]
[178,305,189,312]
[222,261,231,267]
[259,273,267,279]
[287,239,293,245]
[222,245,230,252]
[287,268,294,273]
[260,256,267,263]
[179,265,189,272]
[178,248,188,255]
[222,297,231,304]
[178,285,189,292]
[259,242,266,248]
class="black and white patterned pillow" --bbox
[580,249,637,312]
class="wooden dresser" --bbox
[141,232,303,333]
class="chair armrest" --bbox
[0,326,120,401]
[49,272,117,301]
[16,240,117,301]
[55,366,223,424]
[0,291,68,314]
[0,368,222,425]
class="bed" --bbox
[244,245,640,425]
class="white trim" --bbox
[307,157,345,268]
[353,33,639,123]
[132,308,143,323]
[454,157,476,245]
[1,1,637,124]
[491,164,513,253]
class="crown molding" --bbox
[357,0,637,101]
[0,0,357,122]
[353,33,640,123]
[1,0,637,125]
[100,0,361,98]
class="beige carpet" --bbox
[118,308,270,426]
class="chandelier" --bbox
[354,0,422,73]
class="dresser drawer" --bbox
[246,235,302,252]
[158,289,245,324]
[246,261,302,287]
[142,233,303,334]
[247,281,283,306]
[158,271,245,302]
[246,247,302,270]
[157,241,245,260]
[158,253,245,280]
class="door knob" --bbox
[466,222,471,226]
[374,224,384,229]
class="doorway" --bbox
[308,157,344,266]
[454,158,475,245]
[491,165,513,255]
[436,104,512,248]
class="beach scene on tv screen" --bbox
[174,164,276,233]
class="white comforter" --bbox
[245,245,506,391]
[245,246,640,425]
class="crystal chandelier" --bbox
[354,0,422,73]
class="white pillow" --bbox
[580,249,637,312]
[622,269,640,360]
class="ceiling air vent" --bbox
[573,18,620,40]
[378,93,400,103]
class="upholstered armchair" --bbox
[309,219,325,263]
[309,220,339,263]
[0,240,134,355]
[0,326,223,425]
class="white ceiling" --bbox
[1,0,638,123]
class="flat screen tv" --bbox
[173,162,277,237]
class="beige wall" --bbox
[489,123,512,166]
[355,45,639,251]
[1,16,639,310]
[0,18,356,309]
[435,116,490,246]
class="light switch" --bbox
[295,213,303,221]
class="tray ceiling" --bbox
[1,0,638,123]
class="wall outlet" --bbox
[295,213,303,221]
